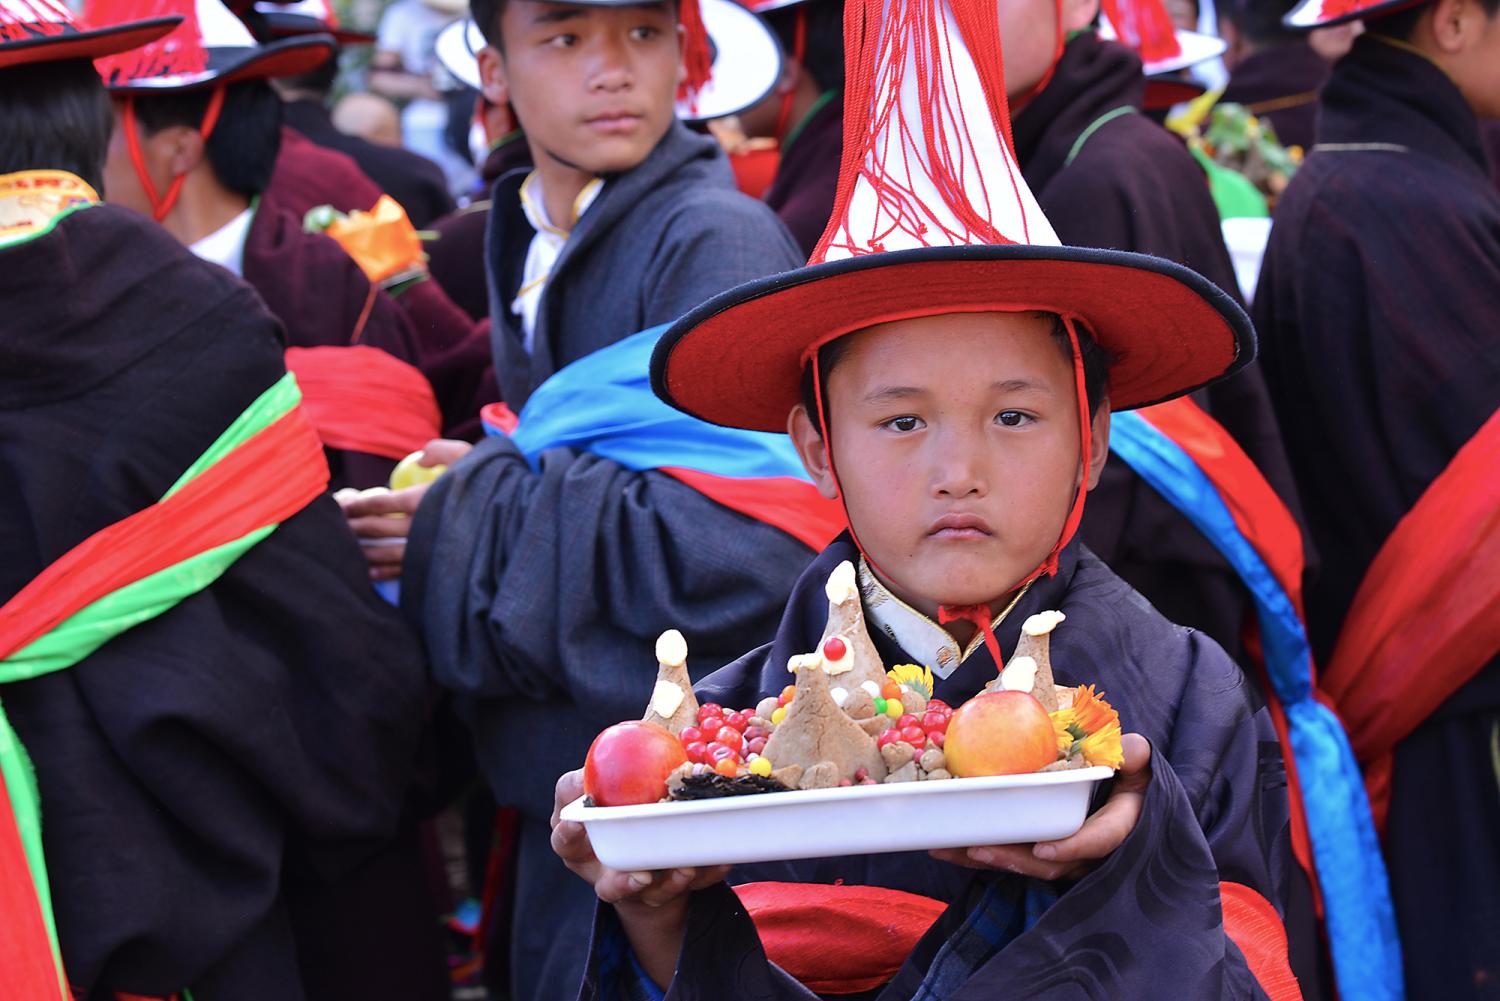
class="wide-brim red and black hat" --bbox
[1283,0,1420,28]
[0,0,179,71]
[91,0,334,91]
[252,0,374,45]
[652,0,1252,433]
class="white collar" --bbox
[856,557,1028,679]
[511,172,604,352]
[188,205,254,277]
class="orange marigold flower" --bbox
[1079,722,1124,769]
[1069,685,1120,736]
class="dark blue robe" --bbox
[578,535,1299,1000]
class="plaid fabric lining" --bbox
[908,881,1058,1001]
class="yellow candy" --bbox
[390,451,448,491]
[884,698,904,719]
[771,706,787,725]
[749,756,773,777]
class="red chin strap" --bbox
[122,86,227,223]
[810,314,1093,672]
[773,7,809,144]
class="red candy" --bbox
[822,636,847,661]
[698,716,723,736]
[900,725,926,747]
[877,729,900,748]
[747,737,768,755]
[725,711,749,733]
[697,703,722,721]
[897,714,920,730]
[930,732,945,749]
[708,743,737,764]
[715,727,744,753]
[678,726,703,745]
[921,712,948,733]
[684,741,709,763]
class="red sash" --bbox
[285,345,442,461]
[735,879,1301,999]
[0,406,327,1001]
[1321,406,1500,830]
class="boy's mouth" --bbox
[927,513,994,539]
[585,110,644,133]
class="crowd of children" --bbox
[0,0,1496,997]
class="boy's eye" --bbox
[996,410,1033,428]
[629,25,661,40]
[545,33,578,47]
[881,415,925,433]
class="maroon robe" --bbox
[267,125,383,221]
[426,135,534,321]
[1484,118,1500,191]
[242,192,427,488]
[1220,43,1329,152]
[762,90,843,258]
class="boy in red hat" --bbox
[1256,0,1500,993]
[545,0,1323,997]
[0,2,428,997]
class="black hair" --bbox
[762,0,846,92]
[473,0,679,50]
[274,52,340,98]
[798,313,1115,436]
[1220,0,1300,45]
[0,59,113,192]
[1369,0,1500,39]
[131,78,283,197]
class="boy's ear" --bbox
[1084,399,1111,491]
[788,404,841,501]
[478,45,510,108]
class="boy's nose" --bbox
[586,37,634,92]
[929,434,989,500]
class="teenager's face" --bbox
[482,0,681,175]
[790,312,1110,615]
[102,100,165,218]
[997,0,1099,102]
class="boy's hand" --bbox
[551,769,730,989]
[337,439,471,580]
[550,769,731,907]
[929,733,1152,882]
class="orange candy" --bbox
[880,681,903,701]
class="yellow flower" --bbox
[1048,686,1124,768]
[887,663,934,700]
[1078,722,1124,769]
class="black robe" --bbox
[1253,36,1500,999]
[284,97,456,229]
[1219,43,1329,153]
[1012,32,1306,669]
[763,91,843,258]
[403,122,809,1001]
[577,537,1297,1000]
[0,204,427,1000]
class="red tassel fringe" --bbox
[89,0,207,84]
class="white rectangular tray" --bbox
[560,766,1114,871]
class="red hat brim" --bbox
[1283,0,1427,29]
[652,244,1254,432]
[0,16,180,71]
[103,32,334,91]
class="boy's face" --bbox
[998,0,1099,102]
[480,0,681,176]
[789,311,1111,616]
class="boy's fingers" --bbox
[595,870,655,905]
[552,770,586,828]
[347,514,411,539]
[1036,791,1144,863]
[419,438,473,466]
[636,868,696,907]
[1116,733,1153,793]
[339,484,428,518]
[686,865,733,891]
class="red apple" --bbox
[583,721,689,806]
[943,691,1056,777]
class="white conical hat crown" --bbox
[813,0,1059,265]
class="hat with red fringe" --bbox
[652,0,1252,434]
[0,0,178,70]
[1098,0,1225,77]
[653,0,1252,641]
[90,0,334,90]
[1283,0,1419,28]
